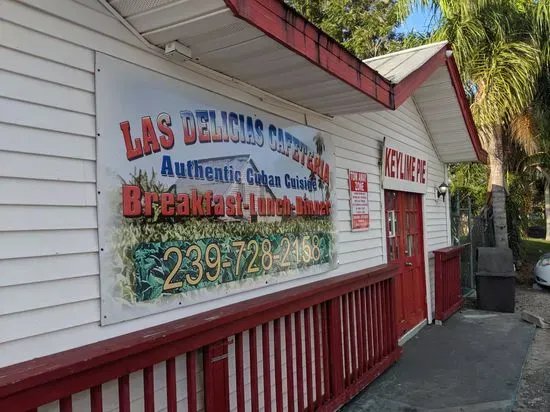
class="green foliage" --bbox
[397,0,542,133]
[449,163,488,215]
[285,0,407,58]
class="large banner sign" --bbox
[381,138,428,194]
[96,53,337,324]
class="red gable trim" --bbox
[393,47,448,108]
[223,0,485,162]
[388,45,487,164]
[445,53,488,164]
[223,0,394,110]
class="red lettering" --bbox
[144,192,159,217]
[384,148,392,177]
[160,193,175,216]
[295,196,303,216]
[176,193,190,216]
[203,191,213,215]
[235,193,243,216]
[120,121,143,161]
[390,149,396,178]
[213,195,225,216]
[122,185,141,216]
[191,189,204,216]
[249,193,257,217]
[141,116,161,155]
[181,111,197,145]
[157,113,174,150]
[226,195,236,216]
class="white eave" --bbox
[365,42,486,163]
[105,0,393,116]
[104,0,486,163]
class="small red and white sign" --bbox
[381,138,428,194]
[349,170,369,231]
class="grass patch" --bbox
[522,238,550,263]
[517,238,550,285]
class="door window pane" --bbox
[406,234,414,257]
[388,210,397,238]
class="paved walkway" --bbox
[343,309,536,412]
[514,285,550,411]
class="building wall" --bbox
[0,0,450,369]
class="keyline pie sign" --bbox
[348,170,369,231]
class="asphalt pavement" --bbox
[343,309,536,412]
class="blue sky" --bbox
[397,6,439,33]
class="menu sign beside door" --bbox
[349,170,369,231]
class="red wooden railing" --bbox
[434,246,464,322]
[0,265,400,412]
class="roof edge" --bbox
[387,44,487,164]
[223,0,394,110]
[392,45,448,107]
[445,52,488,163]
[365,41,449,63]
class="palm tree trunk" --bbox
[486,130,509,248]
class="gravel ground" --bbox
[514,285,550,412]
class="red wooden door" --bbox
[385,190,427,337]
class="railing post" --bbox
[326,297,344,398]
[434,251,443,321]
[389,278,399,351]
[203,339,230,412]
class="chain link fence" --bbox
[451,193,495,295]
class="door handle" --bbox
[405,262,413,267]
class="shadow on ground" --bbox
[343,310,535,412]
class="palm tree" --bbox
[397,0,549,247]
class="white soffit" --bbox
[106,0,387,116]
[413,67,477,163]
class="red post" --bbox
[342,294,350,386]
[203,339,230,412]
[262,323,272,412]
[321,303,330,402]
[236,332,245,412]
[313,305,322,405]
[284,315,295,412]
[366,286,374,370]
[304,307,313,410]
[356,289,364,375]
[166,358,177,412]
[90,385,103,412]
[274,319,283,412]
[348,293,357,383]
[118,375,130,412]
[326,297,344,398]
[295,311,304,412]
[360,288,368,372]
[435,250,443,320]
[187,351,197,412]
[60,396,72,412]
[249,327,259,412]
[144,366,155,412]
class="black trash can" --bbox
[475,247,516,313]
